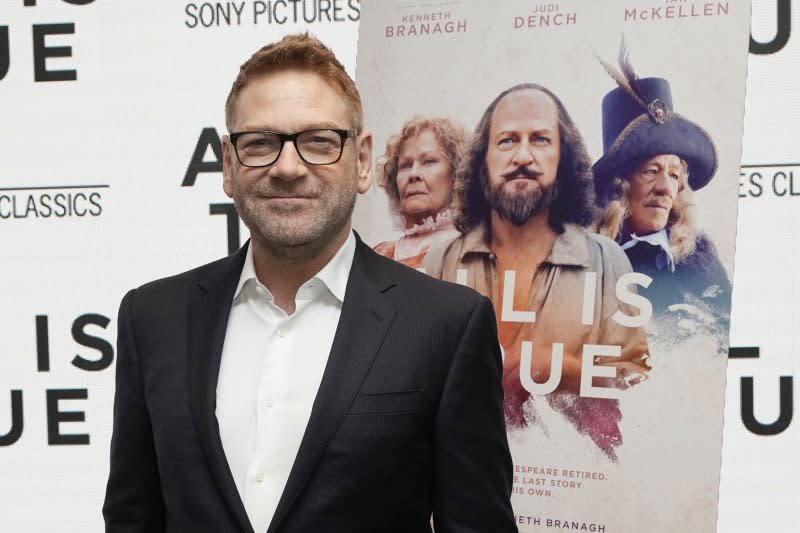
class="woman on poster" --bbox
[373,116,466,268]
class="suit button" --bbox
[256,473,264,483]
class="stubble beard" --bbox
[234,170,358,262]
[482,167,559,226]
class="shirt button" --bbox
[276,328,285,338]
[264,397,273,408]
[256,473,264,483]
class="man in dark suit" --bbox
[103,33,516,533]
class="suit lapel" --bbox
[267,239,398,533]
[187,245,255,533]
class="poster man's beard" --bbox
[483,171,559,226]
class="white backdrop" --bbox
[718,1,798,532]
[0,1,795,531]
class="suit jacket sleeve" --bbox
[103,289,167,532]
[432,295,517,532]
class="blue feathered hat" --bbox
[593,48,717,199]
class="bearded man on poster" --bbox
[424,83,650,458]
[103,34,516,533]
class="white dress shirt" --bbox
[215,232,355,533]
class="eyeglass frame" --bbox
[228,128,360,168]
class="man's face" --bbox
[483,89,561,226]
[222,70,372,255]
[625,154,682,235]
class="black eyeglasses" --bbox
[229,128,358,167]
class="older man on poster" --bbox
[103,34,516,533]
[424,83,650,458]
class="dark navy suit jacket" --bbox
[103,234,516,533]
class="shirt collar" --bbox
[621,229,675,272]
[233,241,259,300]
[233,231,356,303]
[460,221,590,267]
[458,222,493,260]
[546,224,591,267]
[312,231,356,302]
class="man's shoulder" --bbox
[362,242,483,309]
[572,225,633,273]
[687,233,721,263]
[678,233,727,276]
[420,225,486,278]
[582,226,620,250]
[127,251,241,305]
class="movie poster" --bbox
[354,1,750,531]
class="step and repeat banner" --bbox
[0,1,796,532]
